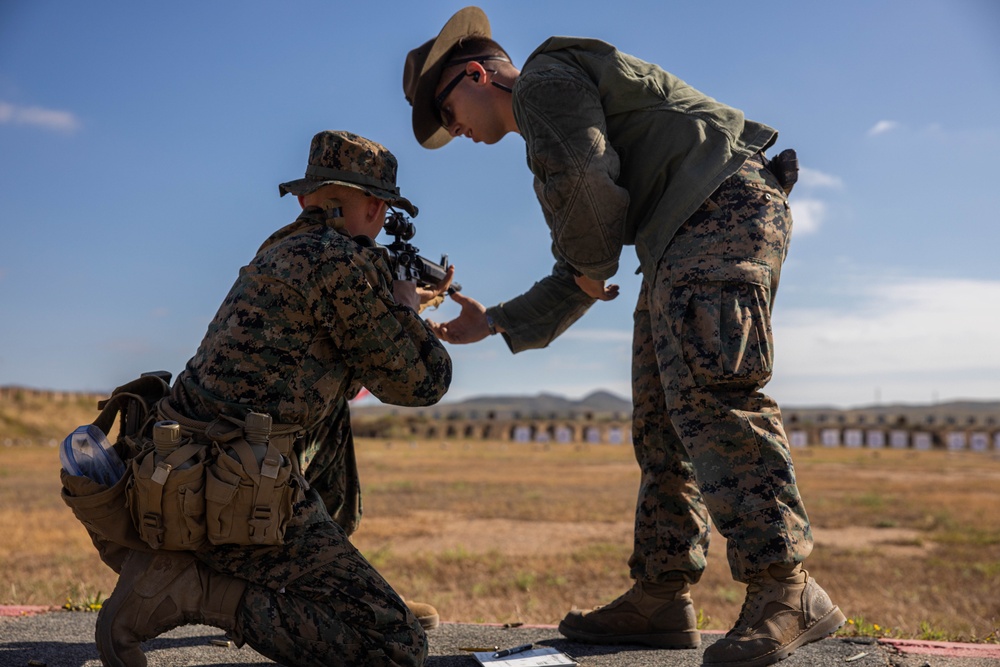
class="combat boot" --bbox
[96,550,247,667]
[558,579,700,648]
[703,564,846,667]
[404,598,440,630]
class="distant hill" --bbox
[352,390,632,420]
[352,392,1000,424]
[2,384,999,442]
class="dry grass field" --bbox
[1,431,999,642]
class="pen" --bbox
[493,643,533,658]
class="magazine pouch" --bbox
[204,415,301,546]
[127,440,208,550]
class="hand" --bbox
[426,291,493,344]
[574,274,620,301]
[415,264,455,313]
[392,280,420,311]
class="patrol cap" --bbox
[279,130,418,217]
[403,6,491,149]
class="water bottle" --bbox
[150,421,194,482]
[60,424,125,487]
[227,412,282,471]
[244,412,271,458]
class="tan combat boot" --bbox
[96,550,247,667]
[703,565,846,667]
[558,579,700,648]
[404,599,440,630]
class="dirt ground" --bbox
[357,511,934,559]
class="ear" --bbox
[367,197,388,223]
[466,60,489,85]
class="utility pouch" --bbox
[127,440,208,550]
[60,371,173,570]
[767,148,799,196]
[204,418,300,546]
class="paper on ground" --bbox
[472,645,577,666]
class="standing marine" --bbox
[401,7,845,666]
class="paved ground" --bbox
[2,609,1000,667]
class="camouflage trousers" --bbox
[197,490,426,667]
[629,153,812,586]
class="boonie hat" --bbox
[403,6,491,149]
[279,130,418,217]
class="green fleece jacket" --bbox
[487,37,777,352]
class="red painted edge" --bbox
[880,638,1000,659]
[0,605,61,617]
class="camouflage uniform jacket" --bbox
[170,206,452,526]
[486,37,778,352]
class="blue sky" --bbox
[2,1,999,408]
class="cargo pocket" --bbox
[668,255,774,389]
[61,467,151,570]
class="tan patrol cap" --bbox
[403,6,491,149]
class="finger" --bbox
[449,291,475,307]
[435,265,455,295]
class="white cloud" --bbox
[868,120,899,137]
[775,276,1000,378]
[789,198,825,234]
[797,167,843,189]
[0,101,81,132]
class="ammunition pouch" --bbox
[127,439,208,551]
[63,371,306,556]
[131,399,305,549]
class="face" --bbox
[433,63,505,145]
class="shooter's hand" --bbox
[574,274,619,301]
[416,264,455,313]
[426,291,495,344]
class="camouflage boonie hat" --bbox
[279,130,418,217]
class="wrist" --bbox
[485,313,498,336]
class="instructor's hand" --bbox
[574,275,620,301]
[426,292,494,344]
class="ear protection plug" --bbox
[471,71,481,82]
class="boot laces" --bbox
[732,582,765,636]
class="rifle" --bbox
[377,211,461,294]
[318,201,461,294]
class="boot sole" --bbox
[557,620,701,649]
[703,605,847,667]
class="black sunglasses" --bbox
[434,69,470,129]
[433,56,510,129]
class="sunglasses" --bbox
[433,56,510,129]
[434,69,470,129]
